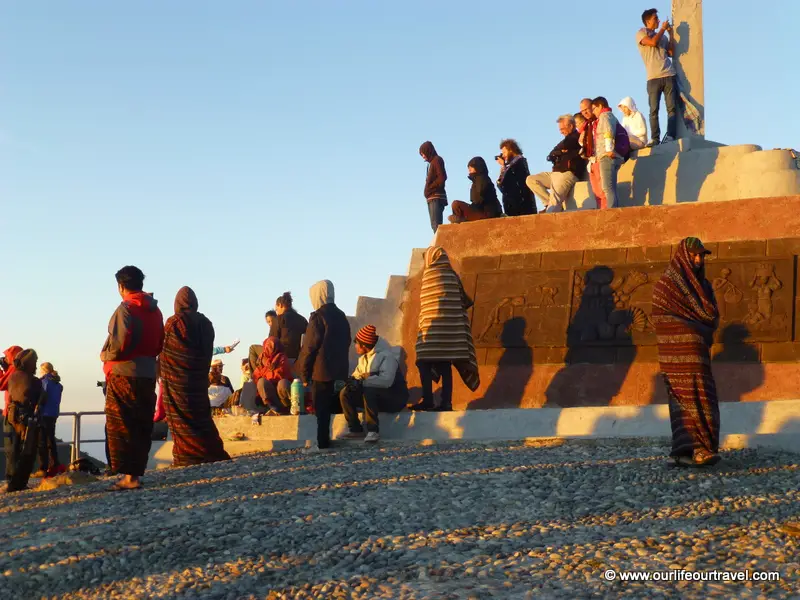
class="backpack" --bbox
[614,122,632,161]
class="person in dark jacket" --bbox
[449,157,503,223]
[297,280,352,450]
[527,115,587,213]
[419,141,448,233]
[496,139,536,217]
[34,362,64,477]
[4,349,45,492]
[273,292,308,361]
[101,265,165,491]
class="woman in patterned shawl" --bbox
[651,237,720,467]
[412,246,479,411]
[160,287,230,466]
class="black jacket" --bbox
[297,303,352,383]
[547,130,586,177]
[420,141,448,202]
[274,309,308,360]
[469,173,502,218]
[497,157,536,216]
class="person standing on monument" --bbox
[526,115,586,213]
[651,237,721,468]
[101,265,165,491]
[496,139,536,217]
[589,97,625,209]
[419,141,448,233]
[637,8,677,145]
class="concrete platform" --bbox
[142,400,800,468]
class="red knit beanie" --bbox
[356,325,378,347]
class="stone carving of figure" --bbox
[477,296,525,342]
[744,264,782,326]
[711,267,743,320]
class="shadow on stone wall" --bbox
[544,266,636,407]
[468,317,532,410]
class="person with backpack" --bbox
[589,96,628,209]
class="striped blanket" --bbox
[651,239,720,458]
[415,247,480,391]
[161,287,230,467]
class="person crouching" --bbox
[339,325,409,443]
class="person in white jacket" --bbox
[617,97,648,150]
[338,325,409,443]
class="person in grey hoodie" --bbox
[297,280,352,449]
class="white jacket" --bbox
[352,338,400,389]
[618,97,648,147]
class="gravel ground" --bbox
[1,438,799,599]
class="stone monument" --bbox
[346,0,800,411]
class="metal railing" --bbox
[59,411,106,464]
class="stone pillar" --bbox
[672,0,705,138]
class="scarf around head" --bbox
[652,239,718,327]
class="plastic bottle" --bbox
[290,379,304,415]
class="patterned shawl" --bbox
[415,247,480,391]
[652,239,718,332]
[161,286,215,380]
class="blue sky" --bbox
[1,1,798,413]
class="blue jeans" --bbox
[598,156,622,208]
[427,199,446,233]
[647,75,677,142]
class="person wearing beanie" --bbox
[339,325,409,443]
[4,349,46,492]
[296,280,351,450]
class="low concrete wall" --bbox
[144,400,800,469]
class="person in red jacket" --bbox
[249,336,293,416]
[0,345,23,417]
[100,265,165,491]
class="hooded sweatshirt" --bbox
[352,337,404,390]
[100,291,165,378]
[253,337,293,385]
[298,280,352,383]
[1,345,23,416]
[618,97,648,147]
[419,141,448,205]
[40,372,63,418]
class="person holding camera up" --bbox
[496,139,536,217]
[526,115,586,213]
[637,8,677,146]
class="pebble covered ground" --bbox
[1,438,799,599]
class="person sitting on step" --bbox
[339,325,409,443]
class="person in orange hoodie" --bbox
[0,346,23,417]
[248,337,293,417]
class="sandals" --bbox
[671,451,721,469]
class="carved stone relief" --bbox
[706,259,793,341]
[568,264,663,346]
[471,270,572,347]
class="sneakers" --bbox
[646,140,659,147]
[447,215,465,224]
[340,430,366,440]
[32,470,47,479]
[364,432,380,443]
[662,135,676,144]
[251,413,262,425]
